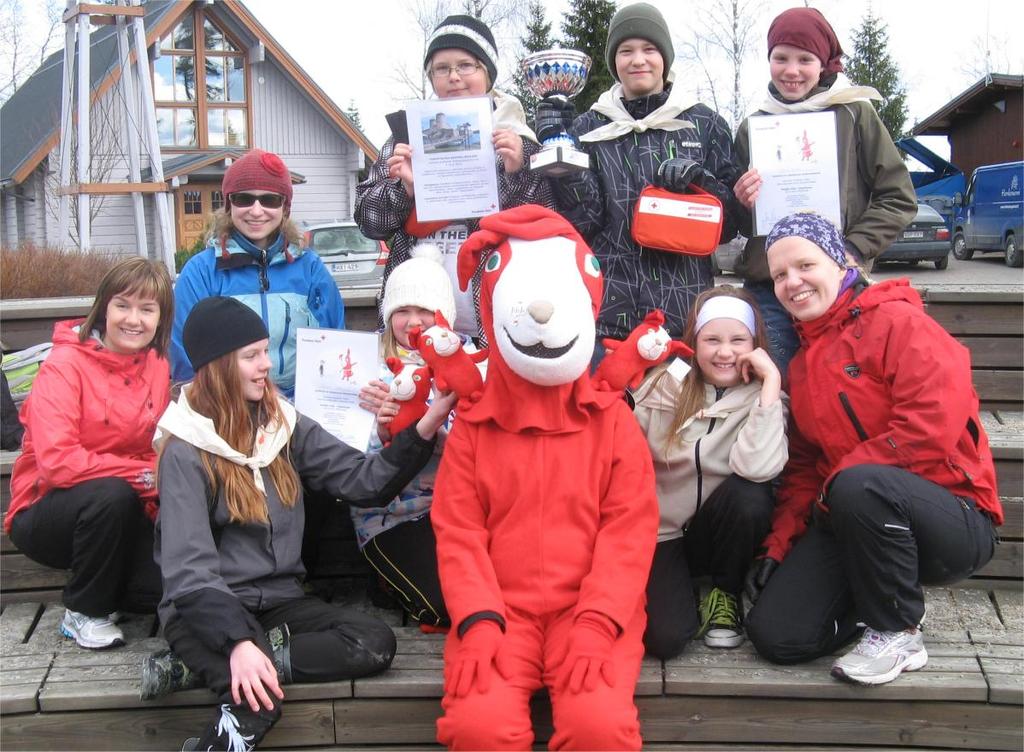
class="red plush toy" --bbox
[383,357,432,441]
[592,310,694,392]
[408,311,487,405]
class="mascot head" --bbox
[458,205,602,387]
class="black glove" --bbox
[743,557,779,607]
[655,157,707,192]
[535,95,576,144]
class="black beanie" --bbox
[605,2,675,83]
[183,297,269,371]
[424,14,499,87]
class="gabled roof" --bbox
[911,73,1023,136]
[140,149,306,183]
[1,0,376,186]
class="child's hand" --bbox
[737,348,781,406]
[737,348,777,384]
[387,143,415,197]
[229,640,284,712]
[733,168,761,209]
[359,380,392,414]
[416,390,458,440]
[492,128,525,174]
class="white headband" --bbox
[694,296,757,336]
[428,24,499,68]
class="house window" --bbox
[183,190,202,214]
[211,190,224,212]
[153,9,249,150]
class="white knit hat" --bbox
[381,244,457,329]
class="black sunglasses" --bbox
[229,192,285,209]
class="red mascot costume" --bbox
[432,205,659,750]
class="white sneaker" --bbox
[831,627,927,685]
[60,608,125,649]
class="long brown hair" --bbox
[657,285,771,449]
[188,350,300,525]
[80,257,174,357]
[207,209,303,249]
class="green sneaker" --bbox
[697,588,744,648]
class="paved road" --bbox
[717,252,1024,290]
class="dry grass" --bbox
[1,243,123,299]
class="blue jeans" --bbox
[744,281,800,379]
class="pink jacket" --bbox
[5,320,170,532]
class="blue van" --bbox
[951,161,1024,267]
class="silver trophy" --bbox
[521,50,591,177]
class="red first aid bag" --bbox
[631,184,724,256]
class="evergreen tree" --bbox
[345,99,363,131]
[560,0,617,113]
[513,1,557,123]
[845,9,908,140]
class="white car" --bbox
[303,221,389,290]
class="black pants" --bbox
[644,475,774,659]
[163,595,397,703]
[9,477,161,615]
[361,514,449,627]
[746,464,997,665]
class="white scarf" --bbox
[580,68,698,143]
[155,385,297,496]
[758,73,881,114]
[491,88,539,144]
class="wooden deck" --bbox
[0,584,1021,750]
[1,285,1021,749]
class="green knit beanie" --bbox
[605,2,674,83]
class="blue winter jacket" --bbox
[170,231,345,397]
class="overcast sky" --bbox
[241,0,1023,157]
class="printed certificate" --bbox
[406,96,499,222]
[294,328,379,451]
[748,111,842,236]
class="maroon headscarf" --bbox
[767,7,845,74]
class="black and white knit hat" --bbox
[424,14,499,87]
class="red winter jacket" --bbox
[5,320,170,532]
[763,279,1001,562]
[432,397,658,634]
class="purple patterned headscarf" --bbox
[765,212,847,268]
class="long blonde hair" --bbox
[207,209,303,250]
[657,285,770,450]
[188,351,300,525]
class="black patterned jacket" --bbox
[553,89,742,341]
[354,136,553,334]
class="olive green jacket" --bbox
[733,99,916,282]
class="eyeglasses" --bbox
[229,192,285,209]
[429,62,482,80]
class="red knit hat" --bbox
[767,7,845,74]
[222,149,294,210]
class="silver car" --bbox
[303,221,389,290]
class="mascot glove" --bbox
[743,556,779,607]
[448,620,510,698]
[655,157,708,192]
[558,611,618,694]
[535,95,576,144]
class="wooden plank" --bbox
[635,695,1023,749]
[926,303,1022,335]
[922,286,1024,304]
[972,370,1024,403]
[994,460,1023,498]
[991,588,1023,631]
[334,697,440,745]
[0,555,69,591]
[0,652,50,714]
[959,336,1024,368]
[977,542,1023,579]
[979,657,1024,705]
[0,602,42,653]
[0,700,335,750]
[0,589,64,607]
